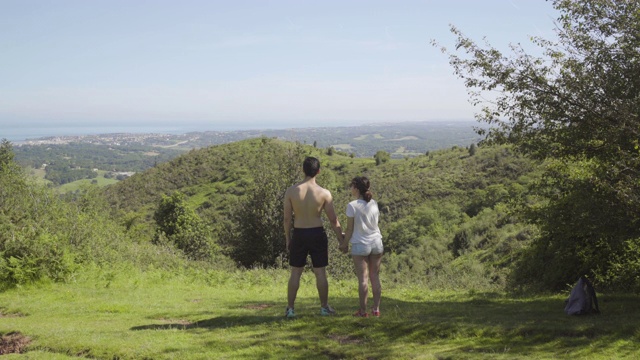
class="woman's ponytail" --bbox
[351,176,373,202]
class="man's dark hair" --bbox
[303,156,320,177]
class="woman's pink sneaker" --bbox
[372,309,380,317]
[353,310,369,317]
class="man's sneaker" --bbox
[320,305,337,316]
[285,307,295,318]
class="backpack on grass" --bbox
[564,276,600,315]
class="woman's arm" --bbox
[345,217,355,243]
[339,217,354,254]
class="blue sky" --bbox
[0,0,558,131]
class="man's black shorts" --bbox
[289,227,328,268]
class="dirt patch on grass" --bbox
[0,310,25,318]
[0,332,31,355]
[328,334,364,345]
[244,304,274,310]
[158,318,193,326]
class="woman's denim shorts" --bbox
[351,239,384,256]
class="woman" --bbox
[341,176,383,317]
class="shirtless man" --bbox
[283,156,344,318]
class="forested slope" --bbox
[0,140,194,290]
[103,137,340,226]
[104,137,542,290]
[4,133,634,292]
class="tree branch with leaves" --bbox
[435,0,640,291]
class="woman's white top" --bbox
[346,199,382,245]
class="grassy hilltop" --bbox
[1,270,639,359]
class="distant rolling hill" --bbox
[14,120,484,188]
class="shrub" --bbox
[153,192,217,261]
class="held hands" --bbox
[339,232,349,254]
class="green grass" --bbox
[25,168,53,187]
[0,269,639,359]
[57,172,119,193]
[25,168,120,194]
[391,146,424,157]
[353,134,385,141]
[332,144,355,151]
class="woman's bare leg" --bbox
[352,255,370,313]
[368,253,383,311]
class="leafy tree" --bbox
[327,146,334,156]
[439,0,640,290]
[468,143,478,157]
[225,140,306,268]
[374,150,390,165]
[154,191,216,261]
[0,139,14,170]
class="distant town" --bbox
[15,121,483,158]
[17,132,205,148]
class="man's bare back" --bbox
[284,175,342,248]
[285,179,333,228]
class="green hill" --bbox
[5,134,632,291]
[104,137,344,221]
[104,137,541,289]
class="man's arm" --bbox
[323,191,343,243]
[283,189,293,251]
